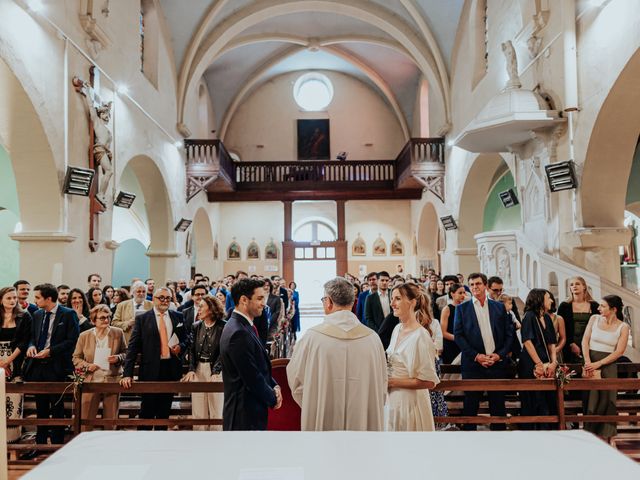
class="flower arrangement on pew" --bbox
[555,365,576,387]
[56,366,89,405]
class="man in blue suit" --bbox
[121,287,187,430]
[220,278,282,430]
[356,272,377,323]
[454,272,514,430]
[24,283,79,446]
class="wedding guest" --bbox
[518,289,557,429]
[87,287,107,310]
[387,283,439,431]
[72,305,127,431]
[289,281,301,333]
[0,287,32,442]
[182,295,226,431]
[582,295,630,441]
[57,285,71,306]
[67,288,92,333]
[111,288,130,314]
[102,285,115,309]
[439,284,466,364]
[454,273,514,431]
[546,291,566,363]
[557,277,599,363]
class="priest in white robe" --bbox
[287,277,388,431]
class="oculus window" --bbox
[294,73,334,111]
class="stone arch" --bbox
[178,1,450,130]
[581,48,640,227]
[416,201,442,271]
[0,56,62,232]
[192,207,215,278]
[457,153,514,251]
[116,155,176,280]
[217,44,409,140]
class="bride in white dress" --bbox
[386,283,439,431]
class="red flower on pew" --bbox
[555,365,576,387]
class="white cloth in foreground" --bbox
[386,325,439,431]
[287,309,388,431]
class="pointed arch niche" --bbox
[417,202,442,274]
[192,207,215,278]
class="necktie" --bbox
[136,303,142,310]
[37,312,52,351]
[251,324,259,338]
[158,312,170,358]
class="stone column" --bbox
[146,250,181,283]
[10,232,76,285]
[563,227,631,284]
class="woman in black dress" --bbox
[519,289,557,429]
[439,284,467,364]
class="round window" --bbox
[293,73,334,111]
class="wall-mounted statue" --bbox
[73,75,114,206]
[501,40,521,90]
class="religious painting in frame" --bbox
[373,234,387,256]
[265,239,279,260]
[352,233,366,256]
[247,239,260,260]
[390,234,404,256]
[297,119,330,160]
[227,238,241,260]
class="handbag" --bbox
[533,314,553,378]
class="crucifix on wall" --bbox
[73,66,114,252]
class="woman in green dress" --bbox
[582,295,630,441]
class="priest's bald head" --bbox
[321,277,355,315]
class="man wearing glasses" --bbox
[487,276,521,322]
[120,287,187,429]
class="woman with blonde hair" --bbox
[557,277,599,363]
[72,304,127,431]
[386,283,439,431]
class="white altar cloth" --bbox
[24,430,639,480]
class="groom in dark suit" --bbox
[220,278,282,430]
[121,287,187,429]
[454,272,514,430]
[24,283,79,446]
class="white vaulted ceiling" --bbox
[158,0,464,140]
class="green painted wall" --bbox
[0,145,20,285]
[112,239,150,288]
[483,171,522,232]
[626,141,640,206]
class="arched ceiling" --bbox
[158,0,464,139]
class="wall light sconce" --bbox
[63,167,95,196]
[545,161,578,192]
[499,188,519,208]
[114,191,136,208]
[174,218,192,232]
[440,215,458,230]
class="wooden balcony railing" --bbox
[184,139,236,200]
[184,138,445,201]
[235,160,395,189]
